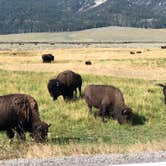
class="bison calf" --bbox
[84,85,133,124]
[0,94,50,142]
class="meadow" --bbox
[0,47,165,159]
[1,27,166,43]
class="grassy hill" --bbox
[1,27,166,43]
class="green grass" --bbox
[0,69,165,147]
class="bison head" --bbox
[51,55,54,61]
[117,107,133,124]
[47,79,65,100]
[32,122,51,142]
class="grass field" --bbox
[0,48,165,80]
[1,27,166,43]
[0,27,166,50]
[0,46,165,159]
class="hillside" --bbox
[1,27,166,43]
[0,0,166,34]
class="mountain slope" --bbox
[0,0,166,34]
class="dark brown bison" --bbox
[130,51,135,55]
[85,61,92,65]
[156,83,166,104]
[42,54,54,63]
[48,70,82,100]
[47,79,69,100]
[0,94,50,142]
[161,46,166,49]
[84,85,133,124]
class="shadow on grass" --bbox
[64,95,84,102]
[50,136,98,145]
[132,113,147,126]
[93,111,147,126]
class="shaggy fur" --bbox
[0,94,50,142]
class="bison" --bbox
[130,51,135,55]
[47,79,69,100]
[0,94,50,142]
[48,70,82,100]
[85,61,92,65]
[42,54,54,63]
[156,83,166,104]
[161,46,166,49]
[84,85,133,124]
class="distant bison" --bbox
[48,70,82,100]
[136,51,142,54]
[130,51,135,55]
[84,85,133,124]
[156,83,166,104]
[85,61,92,65]
[42,54,54,63]
[161,46,166,49]
[0,94,50,142]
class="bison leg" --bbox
[100,105,107,122]
[74,88,77,97]
[163,90,166,104]
[78,86,82,97]
[65,89,74,100]
[85,97,93,114]
[16,123,26,140]
[88,105,92,114]
[6,129,15,139]
[69,90,74,99]
[16,128,26,140]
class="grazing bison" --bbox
[42,54,54,63]
[85,61,92,65]
[130,51,135,55]
[84,85,133,124]
[136,51,142,54]
[48,70,82,100]
[56,70,82,97]
[0,94,50,142]
[156,83,166,104]
[161,46,166,49]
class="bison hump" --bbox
[12,96,31,122]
